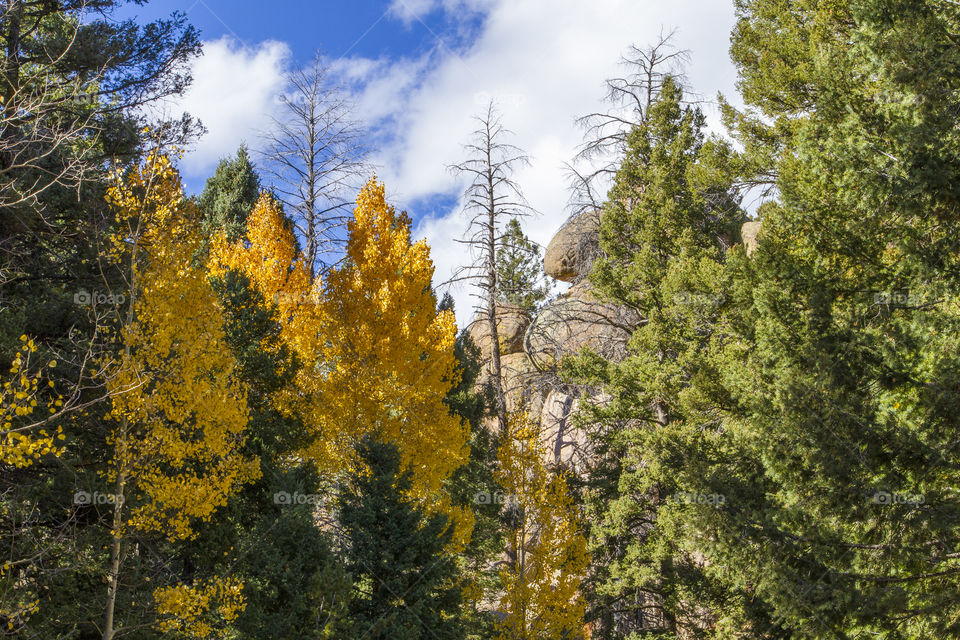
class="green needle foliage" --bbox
[198,146,262,242]
[177,267,349,640]
[338,437,466,640]
[496,218,550,312]
[574,3,960,638]
[699,1,960,637]
[567,75,745,638]
[440,293,503,640]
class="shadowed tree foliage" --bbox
[338,437,465,640]
[0,3,204,636]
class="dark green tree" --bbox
[579,2,960,638]
[440,294,503,640]
[566,75,745,638]
[198,146,261,241]
[0,3,202,637]
[495,217,550,312]
[338,437,465,640]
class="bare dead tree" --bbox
[448,101,532,435]
[259,53,368,279]
[568,30,692,217]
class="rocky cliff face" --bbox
[467,211,759,473]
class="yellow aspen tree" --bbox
[99,153,260,640]
[495,411,588,640]
[318,178,470,539]
[153,577,246,639]
[209,179,471,543]
[207,192,330,460]
[208,191,317,353]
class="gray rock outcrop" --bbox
[465,303,531,356]
[742,220,761,256]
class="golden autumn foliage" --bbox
[0,337,63,468]
[211,179,470,543]
[317,179,467,492]
[207,192,326,460]
[153,576,246,639]
[495,412,588,640]
[208,191,318,355]
[104,153,259,541]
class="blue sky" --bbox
[122,0,741,323]
[121,1,484,65]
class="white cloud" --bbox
[331,56,428,126]
[388,0,439,24]
[354,0,741,326]
[174,37,290,176]
[172,1,742,327]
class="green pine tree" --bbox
[198,146,261,241]
[566,75,746,638]
[338,437,466,640]
[682,2,960,637]
[440,294,504,640]
[496,217,550,312]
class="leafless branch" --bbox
[258,52,369,279]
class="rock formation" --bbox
[741,219,761,256]
[543,210,601,282]
[467,216,761,473]
[467,210,625,472]
[525,280,640,370]
[466,302,530,356]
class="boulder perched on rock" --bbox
[543,211,602,282]
[525,280,641,369]
[465,302,531,356]
[742,220,761,256]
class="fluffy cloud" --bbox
[172,1,741,326]
[359,0,741,324]
[174,37,290,177]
